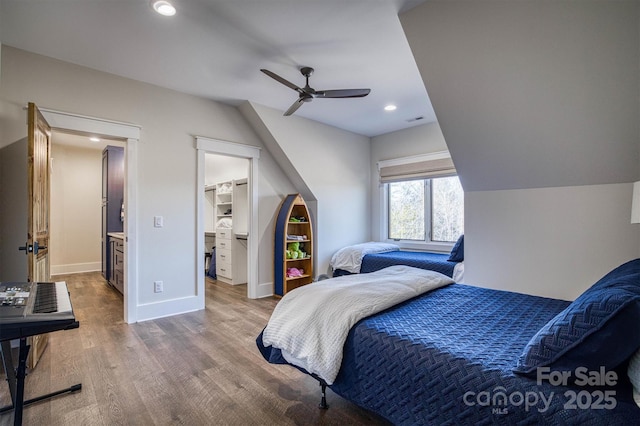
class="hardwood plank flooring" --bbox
[0,273,390,425]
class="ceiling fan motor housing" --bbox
[300,66,314,77]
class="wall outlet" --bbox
[154,280,163,293]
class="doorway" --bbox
[50,131,125,276]
[196,137,260,301]
[38,107,141,323]
[50,132,126,308]
[203,153,250,297]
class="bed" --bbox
[257,259,640,425]
[330,237,464,281]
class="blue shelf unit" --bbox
[274,194,313,296]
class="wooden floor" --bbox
[0,273,389,425]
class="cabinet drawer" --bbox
[113,238,124,251]
[217,239,230,250]
[216,260,232,279]
[114,249,124,272]
[216,247,232,264]
[113,270,124,294]
[216,228,232,240]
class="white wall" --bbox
[466,183,640,300]
[370,122,449,241]
[241,102,371,275]
[50,143,103,274]
[204,153,248,185]
[0,138,28,281]
[0,46,296,319]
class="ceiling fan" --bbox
[260,67,371,116]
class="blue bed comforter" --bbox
[258,284,640,425]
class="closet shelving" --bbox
[211,179,248,285]
[215,182,233,220]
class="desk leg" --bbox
[0,338,29,426]
[13,338,29,426]
[1,338,81,426]
[0,341,18,408]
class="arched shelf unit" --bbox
[274,194,313,296]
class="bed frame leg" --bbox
[318,381,329,409]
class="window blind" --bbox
[379,155,456,183]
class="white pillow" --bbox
[629,348,640,408]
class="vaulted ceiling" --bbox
[3,0,638,193]
[0,0,434,137]
[401,1,639,191]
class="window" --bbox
[378,151,463,249]
[388,180,425,240]
[386,176,464,244]
[430,176,464,241]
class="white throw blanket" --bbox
[262,265,454,384]
[329,241,400,274]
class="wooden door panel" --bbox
[27,102,52,368]
[27,102,51,282]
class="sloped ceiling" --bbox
[0,0,434,137]
[401,1,639,192]
[239,102,315,203]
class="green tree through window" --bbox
[387,176,463,243]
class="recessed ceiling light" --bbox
[153,1,176,16]
[89,137,101,143]
[384,104,397,111]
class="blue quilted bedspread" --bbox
[258,284,640,425]
[334,250,457,278]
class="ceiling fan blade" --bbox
[314,88,371,98]
[261,69,302,93]
[283,97,306,116]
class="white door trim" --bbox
[39,107,140,323]
[195,137,260,299]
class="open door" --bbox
[22,102,52,367]
[26,102,52,282]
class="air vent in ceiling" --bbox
[406,116,424,123]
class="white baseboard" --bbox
[256,281,273,298]
[51,261,101,276]
[135,295,204,322]
[216,276,246,286]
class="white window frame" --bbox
[378,151,460,253]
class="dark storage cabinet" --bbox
[101,146,124,282]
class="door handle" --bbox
[18,242,47,255]
[33,241,46,254]
[18,242,32,254]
